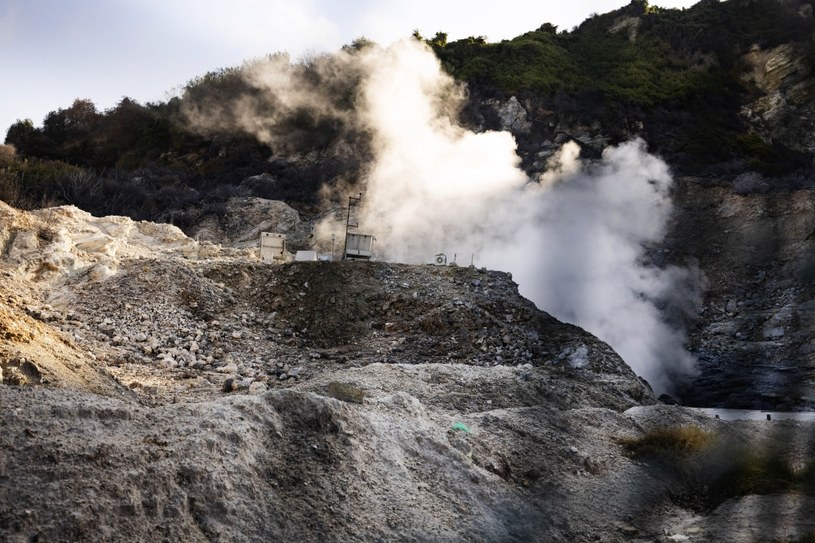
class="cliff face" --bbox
[664,184,815,408]
[479,82,815,408]
[740,41,815,154]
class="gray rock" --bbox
[248,381,267,394]
[763,326,785,340]
[493,96,532,134]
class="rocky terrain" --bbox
[2,200,815,542]
[5,2,815,539]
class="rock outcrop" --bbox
[488,96,532,135]
[189,196,312,250]
[740,42,815,153]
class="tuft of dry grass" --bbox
[617,425,714,460]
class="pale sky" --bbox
[0,0,698,138]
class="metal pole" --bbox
[342,195,352,260]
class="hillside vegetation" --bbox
[3,0,814,223]
[432,0,813,173]
[434,0,811,101]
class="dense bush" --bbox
[5,97,180,170]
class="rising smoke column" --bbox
[351,39,698,393]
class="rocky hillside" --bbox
[3,201,815,542]
[427,0,815,411]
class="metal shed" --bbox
[344,233,375,260]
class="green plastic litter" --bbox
[451,422,471,433]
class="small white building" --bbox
[295,250,318,262]
[260,232,286,263]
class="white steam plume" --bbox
[187,38,700,393]
[349,40,698,393]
